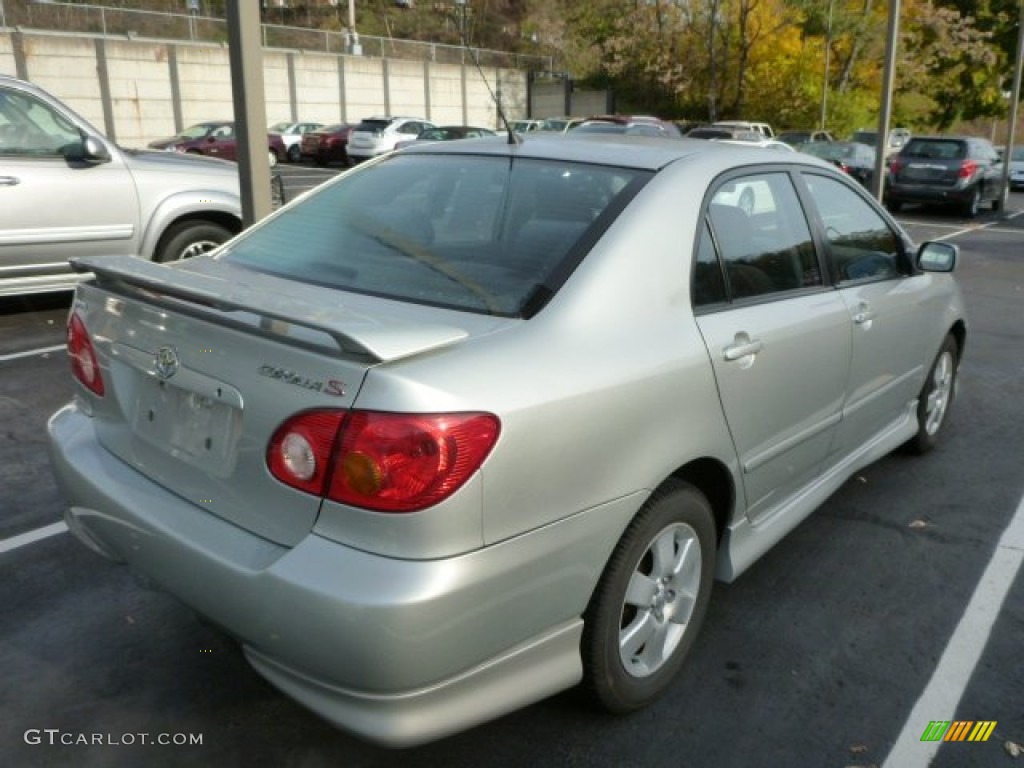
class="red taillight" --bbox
[67,313,104,396]
[889,158,903,175]
[266,410,500,513]
[959,159,977,179]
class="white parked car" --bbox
[711,120,775,139]
[269,121,325,163]
[346,116,436,163]
[1007,144,1024,191]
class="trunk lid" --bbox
[70,255,477,546]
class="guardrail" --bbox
[2,1,552,70]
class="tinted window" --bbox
[803,174,904,282]
[356,119,390,133]
[221,155,648,316]
[692,222,727,307]
[706,173,820,300]
[901,139,965,160]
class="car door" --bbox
[204,124,236,160]
[693,170,852,520]
[798,172,933,460]
[0,83,139,285]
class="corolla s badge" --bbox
[258,364,346,397]
[154,345,180,380]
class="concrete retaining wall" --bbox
[0,29,528,147]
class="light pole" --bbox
[998,0,1023,204]
[820,0,833,132]
[347,0,361,55]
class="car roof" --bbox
[398,133,834,175]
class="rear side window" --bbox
[220,154,649,317]
[700,172,820,302]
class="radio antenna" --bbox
[453,0,520,146]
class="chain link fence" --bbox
[2,1,551,70]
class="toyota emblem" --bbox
[154,345,180,380]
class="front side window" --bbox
[0,88,82,157]
[220,154,649,317]
[802,173,904,282]
[704,172,820,301]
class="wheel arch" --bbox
[148,210,243,261]
[948,319,967,363]
[667,457,735,545]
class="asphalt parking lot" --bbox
[0,173,1021,768]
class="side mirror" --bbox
[66,136,110,164]
[917,241,957,273]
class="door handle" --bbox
[853,302,876,325]
[723,337,764,361]
[0,176,20,187]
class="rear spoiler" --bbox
[71,255,468,363]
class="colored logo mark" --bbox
[920,720,997,742]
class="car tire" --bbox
[155,220,233,263]
[315,155,328,167]
[992,187,1005,212]
[905,334,959,455]
[963,186,980,218]
[287,145,300,163]
[583,480,715,713]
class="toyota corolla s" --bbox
[48,135,965,747]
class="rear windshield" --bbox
[220,154,650,317]
[902,139,965,160]
[355,119,391,133]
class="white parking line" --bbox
[0,344,66,363]
[0,521,68,553]
[882,493,1024,767]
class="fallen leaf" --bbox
[909,519,929,529]
[849,744,868,754]
[1006,740,1022,758]
[125,615,135,625]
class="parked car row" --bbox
[147,120,287,167]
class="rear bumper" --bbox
[886,181,976,205]
[46,402,633,746]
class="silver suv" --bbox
[0,75,242,296]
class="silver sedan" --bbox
[49,134,965,747]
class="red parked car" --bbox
[300,123,356,167]
[148,121,286,167]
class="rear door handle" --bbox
[0,176,20,187]
[853,301,876,325]
[723,337,764,361]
